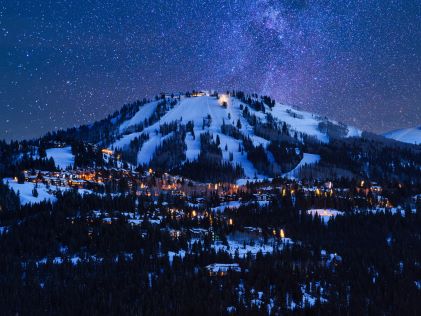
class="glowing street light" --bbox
[280,229,285,238]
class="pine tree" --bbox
[236,119,242,129]
[32,185,38,198]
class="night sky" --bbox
[1,0,420,140]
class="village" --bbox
[10,157,409,219]
[3,144,418,284]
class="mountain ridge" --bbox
[383,126,421,145]
[24,90,420,184]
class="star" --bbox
[0,0,420,140]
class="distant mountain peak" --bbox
[383,126,421,145]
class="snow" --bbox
[211,200,242,212]
[167,250,186,265]
[112,131,143,149]
[347,126,363,138]
[216,132,261,178]
[212,235,293,258]
[110,95,358,180]
[383,126,421,145]
[270,103,361,142]
[185,132,201,161]
[365,206,414,216]
[307,209,344,223]
[0,226,8,234]
[211,200,270,213]
[236,177,271,186]
[288,284,328,310]
[226,306,236,313]
[300,286,328,307]
[137,132,173,165]
[46,147,74,170]
[205,263,241,273]
[3,178,59,204]
[270,104,329,143]
[283,153,320,179]
[3,178,93,205]
[113,95,266,178]
[119,100,159,132]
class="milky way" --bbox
[1,0,420,140]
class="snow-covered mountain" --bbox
[107,92,361,181]
[8,91,421,184]
[383,126,421,145]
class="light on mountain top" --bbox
[218,94,229,106]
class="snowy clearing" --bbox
[46,147,74,170]
[283,153,320,179]
[307,209,344,223]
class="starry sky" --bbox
[1,0,420,140]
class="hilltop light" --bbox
[218,94,229,106]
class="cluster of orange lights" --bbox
[272,228,286,238]
[101,148,114,155]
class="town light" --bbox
[101,148,113,155]
[280,229,285,238]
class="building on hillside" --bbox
[205,263,241,276]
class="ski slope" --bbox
[46,147,74,170]
[110,94,360,180]
[119,100,159,133]
[283,153,320,179]
[383,126,421,145]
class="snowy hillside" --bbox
[46,146,75,170]
[383,126,421,145]
[3,178,91,205]
[109,92,361,181]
